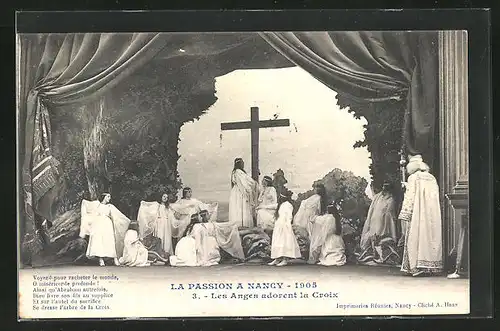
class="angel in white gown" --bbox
[119,222,150,267]
[137,193,175,255]
[308,205,346,266]
[268,192,301,267]
[293,183,328,235]
[79,193,130,266]
[169,187,218,238]
[228,158,258,227]
[256,176,278,231]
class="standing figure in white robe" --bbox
[308,205,346,266]
[399,155,443,276]
[137,193,174,255]
[79,193,130,266]
[256,176,278,231]
[170,211,245,267]
[293,183,328,235]
[228,158,258,227]
[119,222,150,267]
[269,192,301,266]
[169,187,218,239]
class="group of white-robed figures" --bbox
[78,154,444,276]
[228,157,347,267]
[79,186,245,267]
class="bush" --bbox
[294,168,371,222]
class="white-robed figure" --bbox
[169,187,218,238]
[137,193,175,255]
[229,158,258,227]
[361,181,398,246]
[170,210,245,267]
[268,191,301,266]
[293,183,328,235]
[119,222,150,267]
[308,204,346,266]
[399,155,443,276]
[256,176,278,231]
[79,193,131,266]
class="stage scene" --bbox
[17,31,469,281]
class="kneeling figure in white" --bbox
[170,211,245,267]
[308,205,346,266]
[119,222,151,267]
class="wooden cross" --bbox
[221,107,290,181]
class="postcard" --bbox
[17,27,470,319]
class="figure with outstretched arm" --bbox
[80,193,130,267]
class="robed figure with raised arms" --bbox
[79,193,130,266]
[170,187,218,237]
[228,158,258,227]
[138,189,218,253]
[399,155,443,276]
[137,193,175,255]
[293,183,328,235]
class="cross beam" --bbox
[221,107,290,181]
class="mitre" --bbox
[408,154,423,163]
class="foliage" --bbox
[107,134,183,218]
[102,61,218,218]
[50,104,91,213]
[46,59,219,220]
[336,94,405,195]
[295,168,371,222]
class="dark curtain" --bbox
[19,33,169,252]
[259,31,439,166]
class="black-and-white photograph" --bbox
[17,29,470,318]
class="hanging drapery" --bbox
[259,31,438,164]
[20,33,170,254]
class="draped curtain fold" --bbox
[259,31,438,162]
[20,33,169,248]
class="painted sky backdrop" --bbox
[178,67,371,202]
